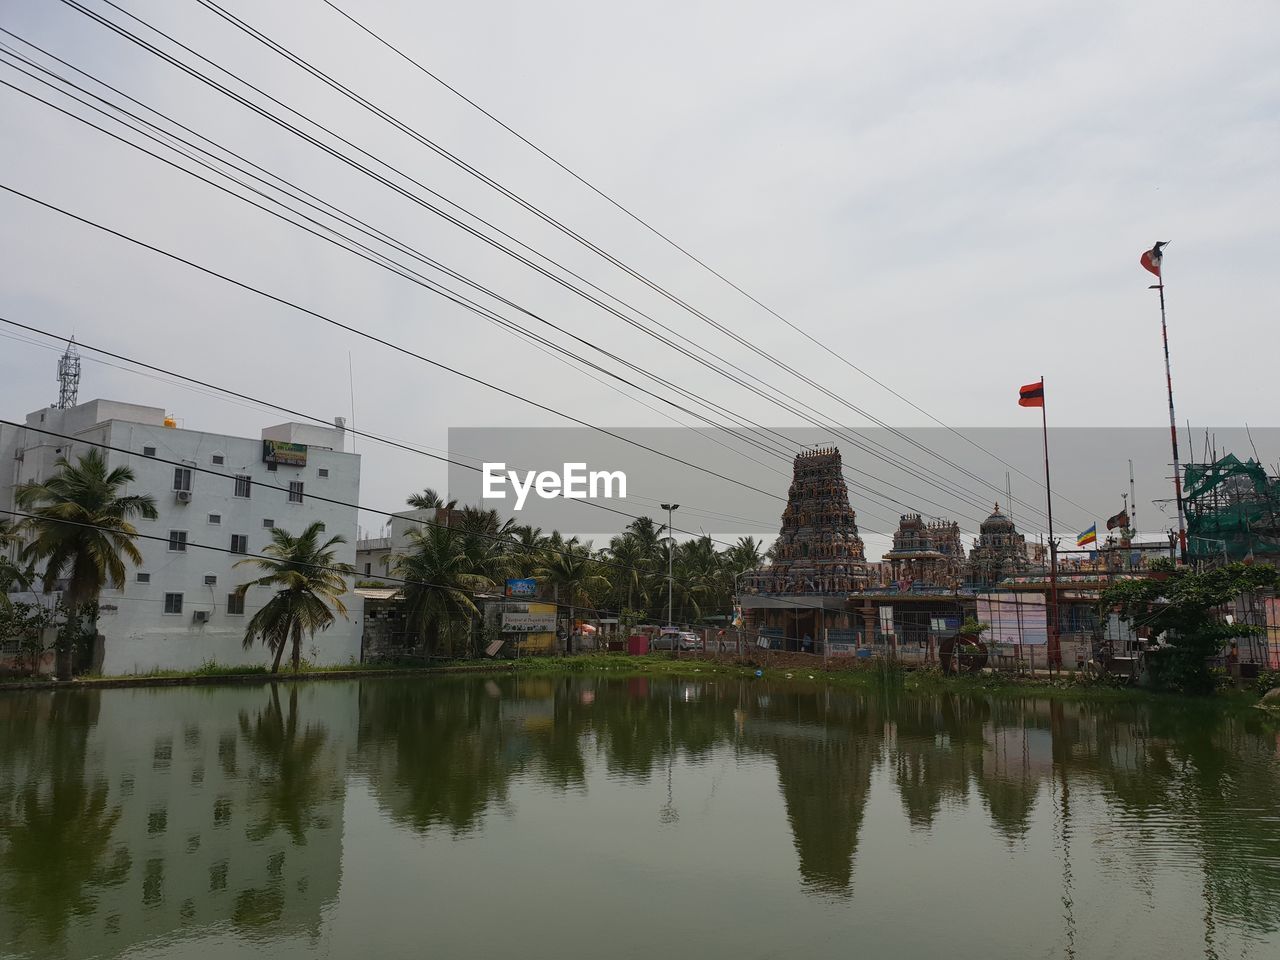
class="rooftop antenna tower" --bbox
[56,338,81,409]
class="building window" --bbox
[143,446,157,457]
[164,593,184,615]
[173,468,192,492]
[288,481,304,504]
[234,475,251,498]
[315,522,325,532]
[137,572,151,584]
[363,563,371,576]
[169,531,188,552]
[208,513,221,525]
[226,593,245,616]
[203,574,217,586]
[211,454,224,465]
[230,534,248,555]
[318,468,329,478]
[266,462,278,472]
[263,519,274,529]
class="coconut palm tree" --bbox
[538,545,608,654]
[606,532,650,613]
[234,522,354,673]
[507,525,547,579]
[0,518,32,611]
[15,450,157,679]
[405,487,457,511]
[392,525,495,658]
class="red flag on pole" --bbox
[1018,381,1044,407]
[1140,241,1167,278]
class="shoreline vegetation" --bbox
[1,653,1275,709]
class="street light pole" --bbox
[661,503,679,630]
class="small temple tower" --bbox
[966,502,1030,587]
[884,514,967,588]
[755,447,868,595]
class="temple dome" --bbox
[981,502,1015,531]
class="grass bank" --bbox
[0,652,1272,709]
[443,653,1272,708]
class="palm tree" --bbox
[0,518,32,611]
[606,532,650,613]
[405,487,457,511]
[234,522,354,673]
[391,525,494,658]
[507,525,547,579]
[15,450,157,679]
[538,545,608,654]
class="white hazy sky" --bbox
[1,0,1276,547]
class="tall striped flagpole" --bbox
[1145,242,1189,564]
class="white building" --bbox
[355,506,445,581]
[0,399,363,674]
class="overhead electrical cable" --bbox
[318,0,1097,522]
[0,46,984,529]
[193,0,1067,525]
[49,0,1057,529]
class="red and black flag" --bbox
[1140,241,1167,278]
[1018,381,1044,408]
[1106,509,1130,530]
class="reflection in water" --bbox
[0,684,355,959]
[1,676,1279,958]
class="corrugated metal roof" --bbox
[355,587,400,600]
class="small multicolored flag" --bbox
[1018,381,1044,407]
[1077,524,1098,547]
[1140,241,1167,278]
[1106,509,1129,531]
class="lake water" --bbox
[2,675,1278,959]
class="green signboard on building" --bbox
[263,439,308,467]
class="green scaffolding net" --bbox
[1184,454,1280,560]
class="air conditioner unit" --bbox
[176,490,193,503]
[192,610,210,624]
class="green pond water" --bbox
[1,675,1279,959]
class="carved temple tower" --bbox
[756,447,868,594]
[883,514,967,588]
[966,502,1030,587]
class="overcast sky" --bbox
[1,0,1276,553]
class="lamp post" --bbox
[661,503,679,631]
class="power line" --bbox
[195,0,1066,526]
[317,0,1095,521]
[49,0,1058,529]
[0,33,816,488]
[19,41,830,516]
[0,37,1020,534]
[0,181,799,509]
[0,51,951,531]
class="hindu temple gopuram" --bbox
[754,447,868,594]
[740,447,867,645]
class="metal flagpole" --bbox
[1039,377,1062,668]
[1148,248,1188,563]
[1129,458,1137,534]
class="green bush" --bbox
[1255,669,1280,696]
